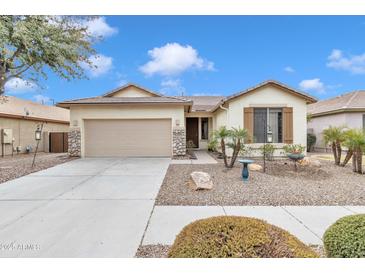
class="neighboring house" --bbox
[0,96,70,156]
[58,80,316,158]
[308,90,365,151]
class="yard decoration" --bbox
[212,126,248,168]
[283,144,305,171]
[238,159,254,181]
[322,126,347,166]
[323,214,365,258]
[168,216,318,258]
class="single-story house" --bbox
[308,90,365,151]
[57,80,316,158]
[0,96,70,156]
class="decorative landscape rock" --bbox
[249,163,263,171]
[190,171,213,190]
[298,157,321,168]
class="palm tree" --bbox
[226,127,248,168]
[212,126,248,168]
[341,129,356,167]
[212,126,231,167]
[341,129,365,173]
[322,126,346,165]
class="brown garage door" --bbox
[84,119,172,157]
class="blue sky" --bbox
[5,16,365,104]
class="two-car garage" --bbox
[83,119,172,157]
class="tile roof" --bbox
[178,96,225,112]
[220,80,317,107]
[58,96,192,106]
[0,96,69,123]
[102,83,163,97]
[308,91,365,116]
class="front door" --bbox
[186,118,199,148]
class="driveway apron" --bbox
[0,157,170,257]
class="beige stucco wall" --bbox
[308,112,365,150]
[227,85,308,147]
[69,105,185,157]
[0,118,69,155]
[109,86,156,97]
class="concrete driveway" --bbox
[0,157,170,257]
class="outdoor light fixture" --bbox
[267,129,273,143]
[35,127,42,141]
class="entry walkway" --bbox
[143,205,365,246]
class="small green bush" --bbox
[259,144,276,160]
[307,133,316,152]
[168,216,318,258]
[323,214,365,258]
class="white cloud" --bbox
[80,54,113,77]
[299,78,325,94]
[327,49,365,74]
[84,17,118,39]
[139,43,215,76]
[284,66,295,73]
[5,78,37,94]
[160,78,186,95]
[33,94,51,105]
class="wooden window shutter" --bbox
[244,107,253,143]
[283,107,293,144]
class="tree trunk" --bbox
[331,142,338,165]
[228,139,240,168]
[335,141,342,165]
[341,149,353,167]
[0,72,5,96]
[357,148,363,174]
[220,138,228,168]
[352,149,357,172]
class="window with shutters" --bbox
[253,108,283,143]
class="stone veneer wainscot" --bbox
[172,127,186,156]
[68,127,81,157]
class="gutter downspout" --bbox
[219,104,229,128]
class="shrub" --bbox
[168,216,318,258]
[323,214,365,258]
[259,144,276,160]
[282,144,305,154]
[207,138,218,152]
[307,133,316,152]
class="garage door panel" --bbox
[84,119,171,157]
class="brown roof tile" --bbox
[58,96,192,106]
[178,96,225,112]
[308,91,365,116]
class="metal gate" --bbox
[49,132,68,153]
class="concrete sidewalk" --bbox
[143,205,365,246]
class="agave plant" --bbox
[322,126,347,165]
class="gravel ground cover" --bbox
[135,245,170,258]
[0,153,75,184]
[156,159,365,206]
[134,245,324,258]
